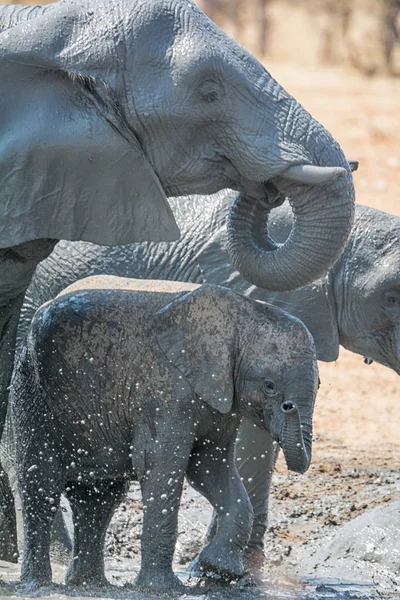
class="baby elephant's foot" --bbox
[17,578,53,596]
[65,557,110,589]
[196,541,245,580]
[134,569,184,594]
[65,575,111,589]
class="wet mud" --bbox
[0,469,398,600]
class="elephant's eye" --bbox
[198,80,221,104]
[384,290,400,308]
[263,379,277,395]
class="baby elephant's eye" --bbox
[263,379,277,395]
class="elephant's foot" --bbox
[18,577,53,595]
[65,562,111,590]
[195,541,245,580]
[0,535,18,563]
[65,573,111,589]
[134,569,184,593]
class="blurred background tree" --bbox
[196,0,400,76]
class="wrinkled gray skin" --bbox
[7,194,398,564]
[12,279,318,592]
[0,0,356,561]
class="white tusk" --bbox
[282,164,347,185]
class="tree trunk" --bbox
[255,0,269,58]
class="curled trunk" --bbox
[226,165,355,292]
[280,400,312,474]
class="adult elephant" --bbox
[0,0,355,561]
[13,191,399,566]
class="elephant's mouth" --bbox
[362,330,400,376]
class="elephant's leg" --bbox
[18,455,63,589]
[135,455,188,592]
[205,421,278,569]
[0,291,27,562]
[236,420,278,555]
[65,479,128,587]
[0,463,17,563]
[0,239,57,562]
[187,442,253,579]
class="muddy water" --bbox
[0,463,400,600]
[0,560,392,600]
[1,483,398,600]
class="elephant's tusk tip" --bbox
[331,167,348,179]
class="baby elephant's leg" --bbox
[135,449,190,592]
[65,479,128,587]
[187,442,253,579]
[18,452,64,590]
[205,421,278,565]
[235,420,278,556]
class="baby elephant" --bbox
[12,277,318,592]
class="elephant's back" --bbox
[18,191,298,349]
[58,275,200,297]
[18,191,234,344]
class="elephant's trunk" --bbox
[226,167,354,292]
[279,400,312,474]
[226,89,355,293]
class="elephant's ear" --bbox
[155,286,235,414]
[260,275,339,362]
[0,4,179,247]
[198,219,340,362]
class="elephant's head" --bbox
[156,284,318,473]
[334,206,400,375]
[0,0,354,291]
[234,299,318,474]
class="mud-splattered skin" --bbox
[12,280,318,592]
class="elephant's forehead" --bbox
[128,0,266,82]
[251,330,316,366]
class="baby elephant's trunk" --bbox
[280,400,312,474]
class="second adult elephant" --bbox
[14,192,400,565]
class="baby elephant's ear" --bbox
[0,5,179,247]
[155,286,235,414]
